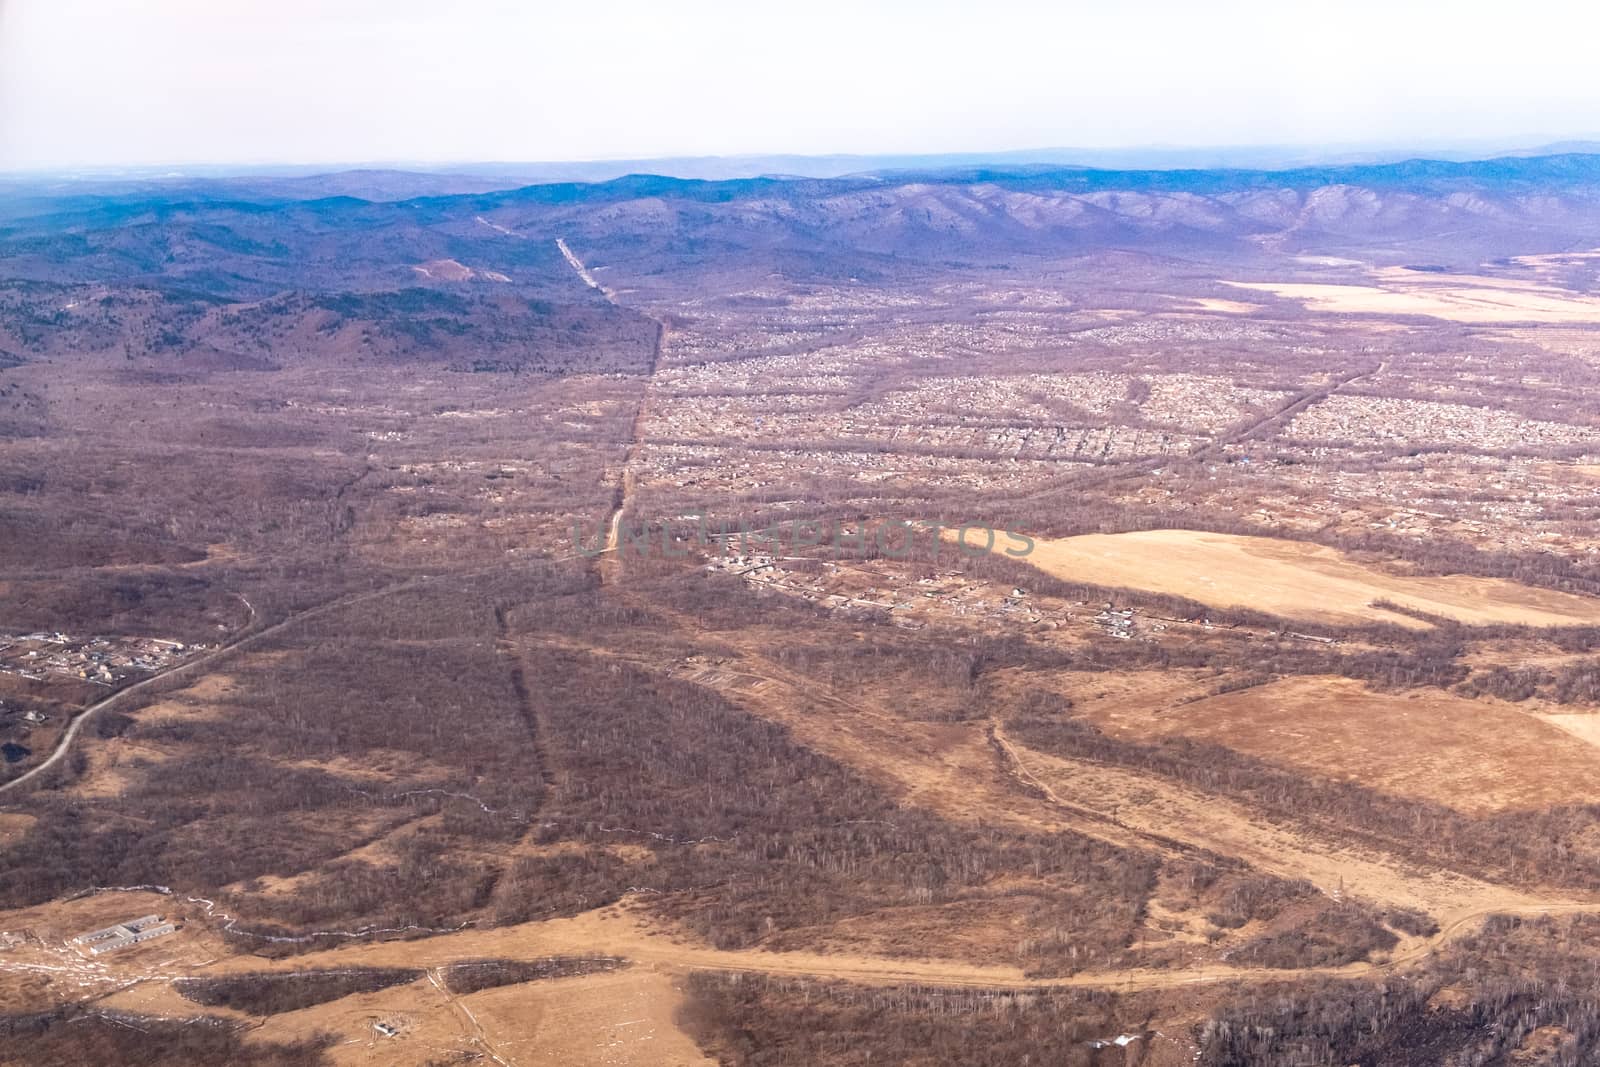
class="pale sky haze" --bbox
[3,0,1598,170]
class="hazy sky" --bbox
[3,0,1599,170]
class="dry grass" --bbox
[1226,276,1600,324]
[1185,298,1263,314]
[1076,675,1600,814]
[457,966,711,1067]
[65,738,174,799]
[1535,712,1600,752]
[1013,529,1600,629]
[992,726,1547,915]
[0,811,36,843]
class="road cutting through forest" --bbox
[39,894,1600,1002]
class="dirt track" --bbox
[600,601,1569,925]
[56,894,1600,999]
[516,613,1598,994]
[550,235,664,583]
[12,611,1600,1061]
[0,577,436,797]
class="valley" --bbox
[5,157,1600,1064]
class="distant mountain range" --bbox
[6,147,1600,375]
[9,142,1600,202]
[5,151,1600,299]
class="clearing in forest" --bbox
[1013,529,1600,629]
[1073,675,1600,814]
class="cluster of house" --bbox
[0,633,201,687]
[706,553,1239,651]
[1096,608,1138,639]
[714,556,1095,632]
[1237,448,1600,558]
[654,366,1231,464]
[1289,394,1600,451]
[643,440,1059,497]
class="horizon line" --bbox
[8,136,1600,182]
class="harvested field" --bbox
[1013,529,1600,629]
[1225,276,1600,324]
[1077,676,1600,814]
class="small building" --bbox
[71,915,178,955]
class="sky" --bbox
[3,0,1600,171]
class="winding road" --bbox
[0,559,581,798]
[0,581,414,795]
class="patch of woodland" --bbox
[1004,696,1600,893]
[0,624,540,930]
[0,1009,333,1066]
[0,272,659,375]
[1155,861,1426,969]
[684,914,1600,1066]
[616,558,1477,715]
[1458,659,1600,706]
[228,833,504,941]
[439,956,626,995]
[174,968,424,1015]
[1226,903,1398,969]
[679,973,1138,1067]
[1157,863,1303,930]
[494,645,1159,975]
[0,571,246,642]
[1200,914,1600,1065]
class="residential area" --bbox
[0,632,205,687]
[706,552,1229,644]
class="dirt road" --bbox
[0,581,415,796]
[559,599,1574,925]
[549,236,666,582]
[0,557,585,799]
[988,721,1560,919]
[153,896,1600,996]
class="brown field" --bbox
[448,967,711,1067]
[1185,297,1263,314]
[1536,712,1600,752]
[1072,675,1600,814]
[1226,276,1600,323]
[0,812,35,843]
[1012,529,1600,628]
[224,963,708,1067]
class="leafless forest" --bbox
[6,157,1600,1064]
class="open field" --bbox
[1071,675,1600,813]
[1227,275,1600,323]
[1009,529,1600,629]
[10,882,1600,1066]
